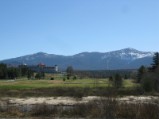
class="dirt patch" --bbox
[1,96,159,106]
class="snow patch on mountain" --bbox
[101,48,154,61]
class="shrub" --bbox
[50,77,54,80]
[142,78,154,92]
[31,103,57,116]
[109,76,113,82]
[63,77,66,81]
[67,74,70,80]
[73,75,77,80]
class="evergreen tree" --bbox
[137,65,147,83]
[66,66,74,78]
[19,65,28,77]
[138,52,159,92]
[0,63,7,79]
[27,69,34,79]
[151,52,159,71]
[7,67,20,79]
[113,73,122,89]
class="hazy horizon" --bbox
[0,47,156,61]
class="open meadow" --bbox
[0,74,140,98]
[0,78,136,89]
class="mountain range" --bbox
[0,48,154,70]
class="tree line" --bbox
[0,64,34,79]
[74,69,135,79]
[137,52,159,92]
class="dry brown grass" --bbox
[0,98,159,119]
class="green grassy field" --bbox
[0,76,141,97]
[0,78,137,90]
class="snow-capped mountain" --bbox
[0,48,154,70]
[101,48,153,61]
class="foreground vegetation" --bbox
[0,98,159,119]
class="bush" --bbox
[67,74,70,80]
[142,77,154,92]
[50,77,54,80]
[31,103,57,116]
[109,76,113,82]
[73,75,77,80]
[35,72,45,79]
[141,73,159,92]
[63,77,66,81]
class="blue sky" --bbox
[0,0,159,60]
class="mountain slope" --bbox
[0,48,154,70]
